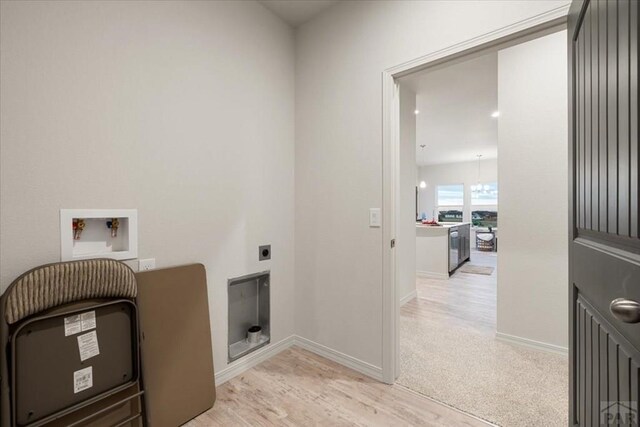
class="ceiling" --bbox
[259,0,340,27]
[401,52,498,166]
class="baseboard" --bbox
[215,333,564,388]
[214,334,384,385]
[214,335,295,385]
[399,289,417,306]
[293,335,384,381]
[496,332,568,355]
[416,270,449,280]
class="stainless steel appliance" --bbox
[449,223,470,273]
[449,227,459,272]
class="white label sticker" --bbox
[80,311,96,331]
[77,330,100,362]
[73,366,93,393]
[64,315,82,336]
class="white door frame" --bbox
[380,5,570,384]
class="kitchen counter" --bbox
[417,222,471,228]
[416,222,470,234]
[416,222,470,279]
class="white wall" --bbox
[497,30,568,349]
[418,158,498,222]
[398,86,416,303]
[0,0,295,374]
[295,0,570,368]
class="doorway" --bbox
[388,24,570,426]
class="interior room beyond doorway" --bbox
[395,29,570,426]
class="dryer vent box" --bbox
[227,271,270,362]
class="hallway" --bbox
[398,251,568,426]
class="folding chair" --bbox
[0,259,144,427]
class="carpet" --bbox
[398,314,568,426]
[459,264,494,275]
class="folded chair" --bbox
[0,259,144,427]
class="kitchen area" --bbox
[416,222,470,279]
[413,154,498,280]
[397,56,499,291]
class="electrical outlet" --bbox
[259,245,271,261]
[138,258,156,271]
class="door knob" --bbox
[609,298,640,324]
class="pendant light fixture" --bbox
[418,145,427,189]
[471,154,483,193]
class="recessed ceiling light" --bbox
[491,111,500,118]
[414,109,420,115]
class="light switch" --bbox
[369,208,381,227]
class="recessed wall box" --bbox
[259,245,271,261]
[228,271,270,362]
[60,209,138,261]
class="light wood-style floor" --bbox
[188,347,490,426]
[403,250,497,335]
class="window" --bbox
[471,182,498,227]
[439,209,464,222]
[437,184,464,206]
[472,210,498,227]
[437,184,464,223]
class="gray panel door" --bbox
[569,0,639,425]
